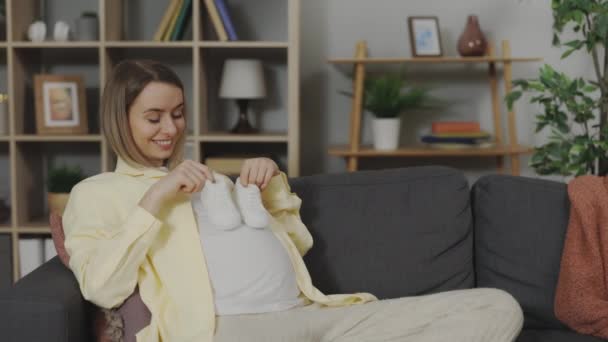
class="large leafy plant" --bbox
[363,73,432,118]
[507,0,608,176]
[47,165,85,193]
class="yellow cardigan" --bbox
[63,158,376,342]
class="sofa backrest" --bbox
[472,174,570,330]
[290,166,474,299]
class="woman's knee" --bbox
[477,288,524,317]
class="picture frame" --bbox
[34,74,88,135]
[408,16,443,57]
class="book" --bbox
[430,131,491,139]
[154,0,182,41]
[432,121,481,134]
[44,238,57,262]
[214,0,238,41]
[163,0,184,41]
[19,238,44,278]
[204,0,229,41]
[421,135,487,145]
[171,0,193,41]
[0,235,11,289]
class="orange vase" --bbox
[457,15,488,57]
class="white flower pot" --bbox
[372,117,401,150]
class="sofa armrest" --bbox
[0,257,93,342]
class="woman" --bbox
[63,59,524,341]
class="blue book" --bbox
[214,0,238,41]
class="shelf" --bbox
[17,227,50,234]
[200,132,289,142]
[328,145,534,157]
[0,136,9,142]
[19,217,50,233]
[11,41,101,48]
[15,135,103,142]
[199,41,289,49]
[105,41,195,48]
[0,227,11,233]
[328,57,543,64]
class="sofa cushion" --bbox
[517,329,605,342]
[472,175,570,330]
[290,166,474,299]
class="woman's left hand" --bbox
[239,158,280,190]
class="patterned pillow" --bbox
[49,213,151,342]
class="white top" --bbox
[191,199,303,316]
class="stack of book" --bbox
[421,122,493,149]
[154,0,193,41]
[203,0,239,41]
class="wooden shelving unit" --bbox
[328,40,541,175]
[0,0,300,283]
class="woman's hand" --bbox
[139,160,214,216]
[239,158,279,190]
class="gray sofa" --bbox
[0,166,604,341]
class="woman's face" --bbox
[128,81,186,167]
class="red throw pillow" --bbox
[48,214,151,342]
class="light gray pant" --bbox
[214,288,524,342]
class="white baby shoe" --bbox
[198,174,242,230]
[234,178,270,229]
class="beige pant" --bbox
[214,288,524,342]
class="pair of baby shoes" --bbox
[197,173,269,230]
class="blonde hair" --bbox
[100,59,186,170]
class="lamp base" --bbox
[231,99,258,134]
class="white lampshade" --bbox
[219,59,267,99]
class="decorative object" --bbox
[219,59,266,134]
[407,16,443,57]
[47,165,85,216]
[457,15,487,57]
[506,1,608,176]
[53,21,70,42]
[362,73,432,150]
[75,11,98,41]
[0,93,8,135]
[34,74,88,135]
[27,20,46,42]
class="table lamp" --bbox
[219,59,267,133]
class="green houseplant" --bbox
[47,165,85,215]
[507,0,608,176]
[362,73,431,150]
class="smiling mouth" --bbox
[153,139,172,147]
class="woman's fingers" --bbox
[240,161,251,186]
[261,167,275,190]
[248,160,260,186]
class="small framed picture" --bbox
[34,74,88,134]
[408,16,443,57]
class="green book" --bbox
[171,0,192,41]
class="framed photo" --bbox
[408,16,443,57]
[34,74,88,134]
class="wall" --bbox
[300,0,598,184]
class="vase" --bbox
[372,117,401,150]
[457,15,488,57]
[75,16,99,41]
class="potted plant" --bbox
[363,73,431,150]
[506,0,608,176]
[47,165,85,215]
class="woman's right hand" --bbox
[138,160,215,217]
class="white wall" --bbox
[300,0,598,184]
